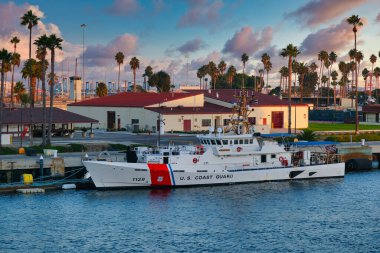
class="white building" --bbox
[67,90,309,133]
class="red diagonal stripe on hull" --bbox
[148,164,172,186]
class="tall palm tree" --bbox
[10,36,20,107]
[227,65,236,88]
[280,44,300,134]
[369,54,377,95]
[264,61,272,92]
[196,68,203,89]
[241,53,249,89]
[317,50,328,107]
[0,49,12,146]
[338,61,348,100]
[199,65,208,89]
[115,52,124,93]
[258,69,264,92]
[328,51,337,104]
[309,62,318,73]
[261,53,270,90]
[297,62,309,103]
[331,70,339,108]
[21,59,37,103]
[143,65,153,90]
[292,60,299,96]
[218,60,226,87]
[20,10,40,60]
[34,34,49,146]
[129,57,140,92]
[207,61,219,89]
[347,14,363,134]
[374,67,380,98]
[279,66,287,94]
[46,34,63,145]
[9,53,20,107]
[362,68,370,102]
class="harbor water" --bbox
[1,171,380,252]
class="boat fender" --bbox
[193,158,198,164]
[283,159,288,166]
[237,147,242,152]
[279,156,284,162]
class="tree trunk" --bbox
[288,57,292,134]
[117,64,120,93]
[41,55,47,146]
[133,70,136,92]
[47,50,55,145]
[11,64,15,107]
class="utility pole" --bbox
[81,24,86,98]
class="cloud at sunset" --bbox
[84,33,138,67]
[172,38,208,55]
[222,26,273,58]
[105,0,141,16]
[300,19,363,56]
[288,0,368,27]
[177,0,223,29]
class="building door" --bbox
[107,111,116,129]
[271,111,284,128]
[183,120,191,132]
[263,118,267,125]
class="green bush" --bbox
[0,147,18,155]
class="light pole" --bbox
[81,24,86,99]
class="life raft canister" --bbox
[237,147,242,152]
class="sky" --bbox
[1,0,380,87]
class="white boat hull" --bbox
[83,161,345,189]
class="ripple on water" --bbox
[0,172,380,252]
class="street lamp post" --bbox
[81,24,86,99]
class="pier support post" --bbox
[39,155,44,181]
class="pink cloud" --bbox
[84,33,138,67]
[288,0,369,27]
[105,0,141,16]
[222,26,273,58]
[176,38,207,54]
[300,19,364,56]
[177,0,223,28]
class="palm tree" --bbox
[374,67,380,99]
[10,36,20,107]
[115,52,124,93]
[34,34,49,145]
[309,62,318,73]
[143,65,153,90]
[196,68,203,89]
[317,50,328,107]
[199,65,208,89]
[338,61,348,102]
[279,66,288,94]
[227,65,236,88]
[258,69,264,92]
[369,54,377,95]
[328,51,337,104]
[264,61,272,91]
[21,59,38,103]
[261,53,270,90]
[46,34,63,145]
[96,82,108,97]
[0,49,12,146]
[20,10,40,60]
[280,44,300,134]
[207,61,219,89]
[297,62,309,102]
[362,68,370,102]
[218,60,226,87]
[292,60,299,96]
[129,57,140,92]
[331,70,339,108]
[347,14,363,134]
[241,53,249,89]
[14,81,26,103]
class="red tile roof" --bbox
[68,92,202,107]
[2,107,98,124]
[185,89,307,107]
[146,102,232,115]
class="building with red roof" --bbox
[67,90,309,133]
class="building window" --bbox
[248,117,256,125]
[223,119,230,126]
[202,119,211,127]
[271,154,276,158]
[131,119,139,124]
[261,155,267,163]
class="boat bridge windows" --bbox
[199,138,255,146]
